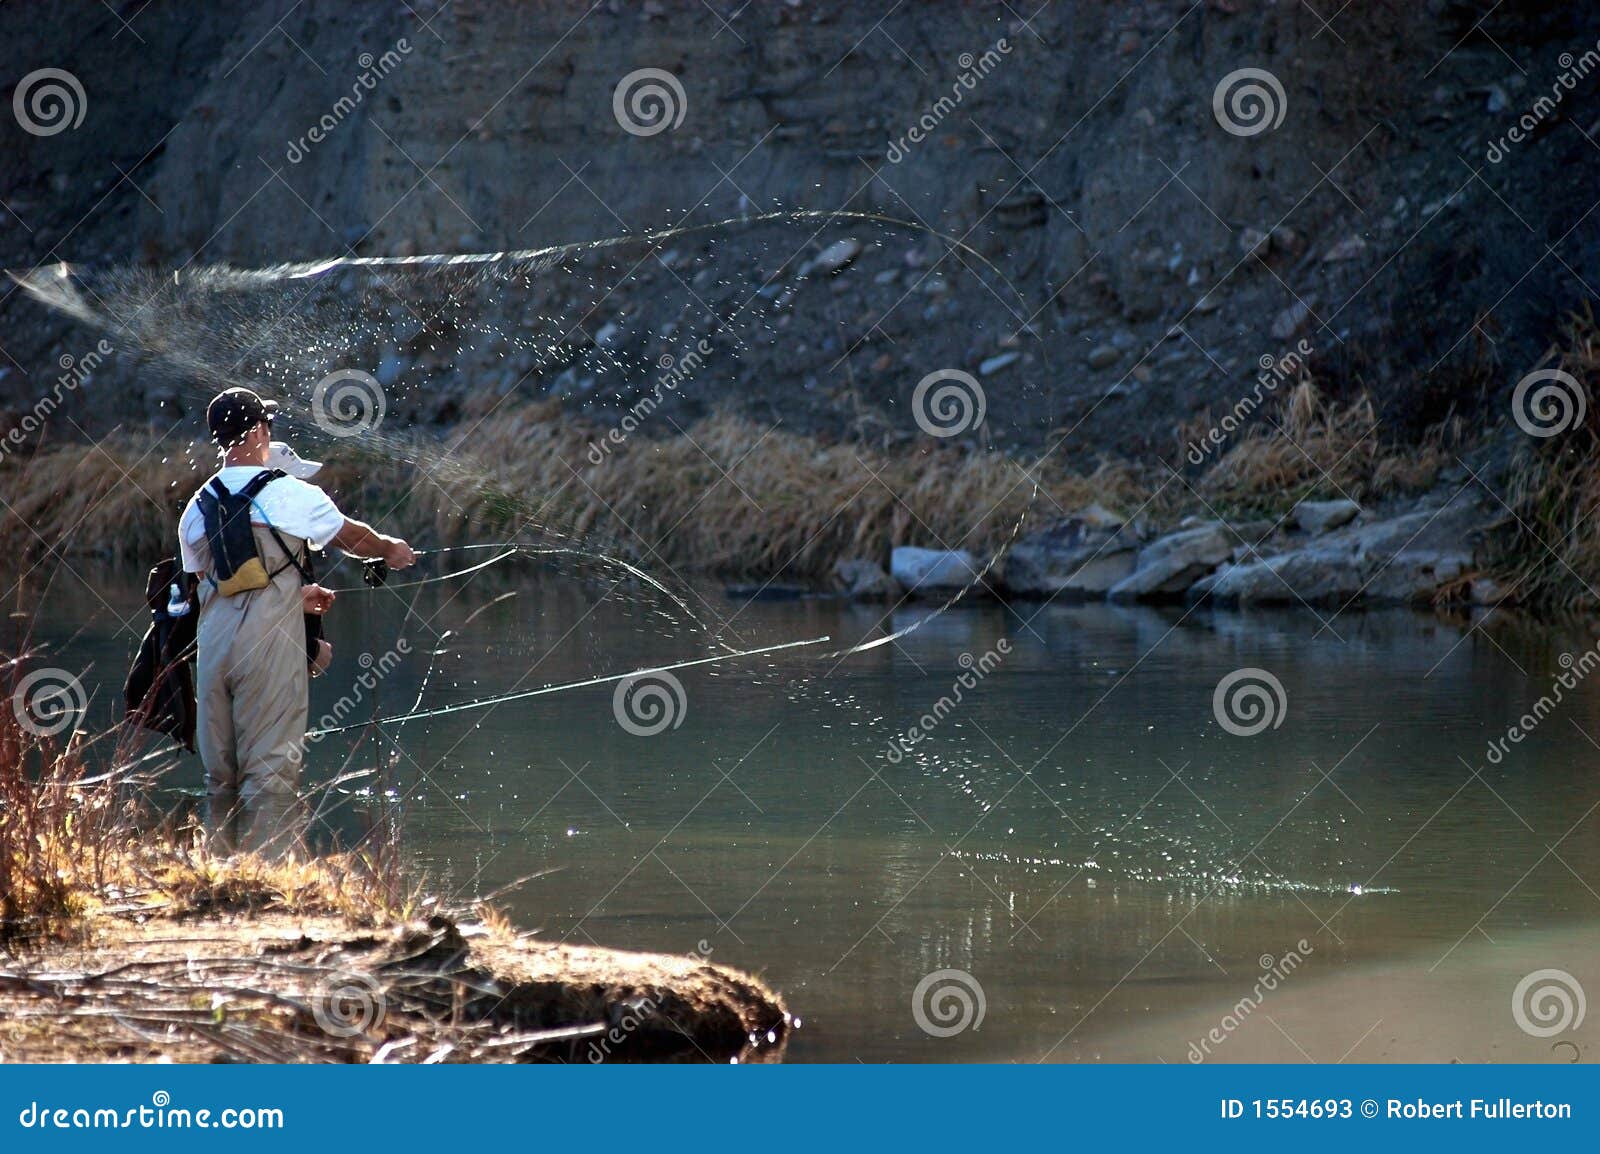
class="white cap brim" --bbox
[266,440,324,479]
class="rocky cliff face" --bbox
[2,0,1595,458]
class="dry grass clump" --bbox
[1500,306,1600,608]
[0,683,125,938]
[0,434,208,560]
[0,655,409,943]
[401,407,1153,577]
[1191,381,1447,516]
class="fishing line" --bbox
[305,633,830,738]
[11,209,1021,293]
[13,208,1048,663]
[324,541,742,652]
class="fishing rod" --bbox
[321,548,519,594]
[305,633,829,738]
[328,540,744,653]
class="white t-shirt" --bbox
[179,467,347,575]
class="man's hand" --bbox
[382,536,417,569]
[302,584,336,614]
[311,639,334,676]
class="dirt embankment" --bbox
[0,910,790,1064]
[3,1,1596,455]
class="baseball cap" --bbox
[206,387,278,448]
[265,440,323,479]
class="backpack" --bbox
[123,557,200,750]
[196,469,311,596]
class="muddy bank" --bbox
[0,910,789,1064]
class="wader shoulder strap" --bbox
[240,470,313,585]
[264,523,314,585]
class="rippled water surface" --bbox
[30,565,1600,1062]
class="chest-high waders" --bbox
[196,521,312,855]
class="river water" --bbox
[21,559,1600,1063]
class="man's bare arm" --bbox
[332,518,417,568]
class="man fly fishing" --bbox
[178,387,415,851]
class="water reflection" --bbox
[21,567,1600,1062]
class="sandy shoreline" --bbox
[1046,923,1597,1064]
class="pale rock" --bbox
[1193,499,1486,607]
[1271,299,1315,340]
[1087,344,1120,369]
[891,547,984,595]
[1108,522,1247,600]
[1322,235,1368,263]
[1293,498,1361,535]
[980,351,1021,376]
[1003,509,1141,598]
[802,238,862,276]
